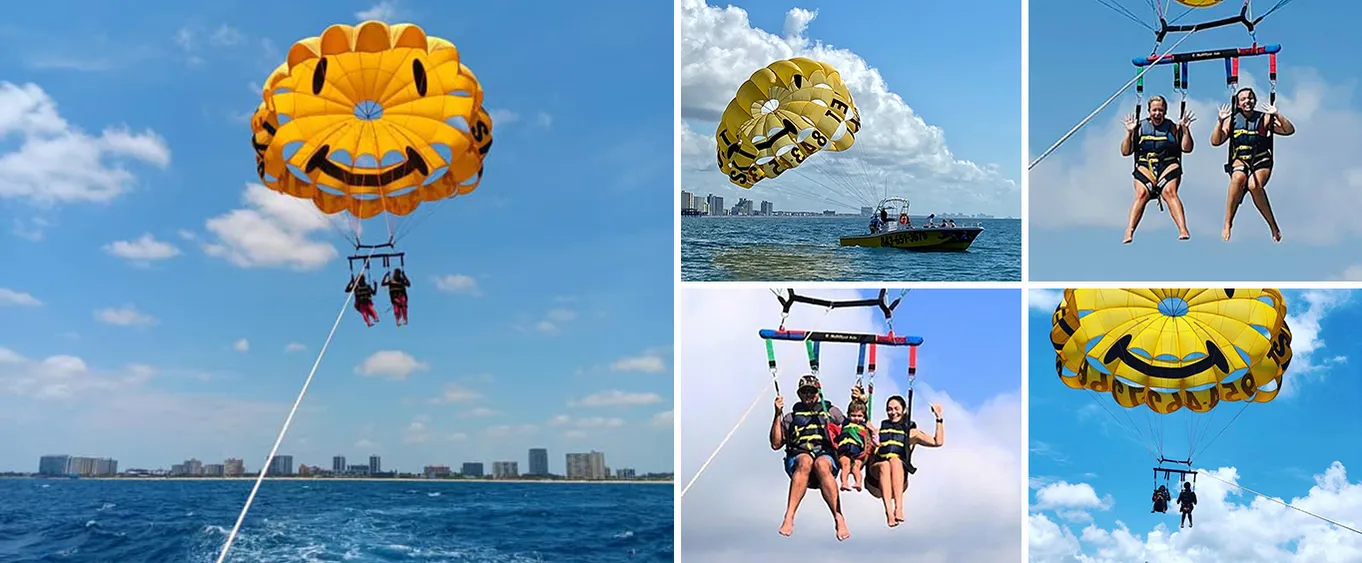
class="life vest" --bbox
[1228,111,1273,163]
[874,418,916,459]
[352,280,374,301]
[786,400,839,456]
[1135,118,1180,171]
[836,421,871,451]
[898,213,909,225]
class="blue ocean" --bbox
[680,216,1021,282]
[0,479,673,562]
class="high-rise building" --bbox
[224,458,244,476]
[267,455,294,476]
[680,190,694,211]
[760,201,775,215]
[616,468,636,479]
[333,455,346,473]
[492,461,519,479]
[38,455,70,476]
[181,458,203,476]
[706,195,725,216]
[528,448,549,475]
[461,462,484,477]
[423,465,451,478]
[369,455,381,473]
[565,451,607,480]
[204,464,225,477]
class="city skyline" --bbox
[680,190,1003,219]
[19,444,659,477]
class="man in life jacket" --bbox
[770,374,865,542]
[1210,87,1295,243]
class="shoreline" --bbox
[6,476,671,485]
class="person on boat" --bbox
[382,268,412,326]
[879,208,890,225]
[869,214,883,234]
[1177,481,1197,528]
[946,218,957,228]
[1210,87,1295,242]
[770,375,866,541]
[1151,485,1170,513]
[346,273,380,327]
[869,397,944,527]
[835,399,875,492]
[1120,95,1195,244]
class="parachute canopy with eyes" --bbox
[714,57,861,189]
[1051,288,1293,415]
[250,21,494,220]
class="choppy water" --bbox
[680,216,1021,282]
[0,479,673,563]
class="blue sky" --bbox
[1029,0,1362,281]
[680,287,1021,561]
[679,0,1021,217]
[1027,289,1362,561]
[0,0,674,475]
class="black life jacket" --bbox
[874,418,916,459]
[1229,111,1273,163]
[1135,118,1180,170]
[786,400,838,455]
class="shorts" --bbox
[1133,163,1182,197]
[784,451,840,488]
[1226,153,1273,175]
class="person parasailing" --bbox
[382,268,412,326]
[1120,95,1196,243]
[1211,86,1295,242]
[345,272,380,327]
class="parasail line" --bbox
[1029,27,1199,170]
[214,256,362,563]
[679,374,776,499]
[1196,470,1362,536]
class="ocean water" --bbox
[680,216,1022,282]
[0,479,673,563]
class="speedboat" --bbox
[839,197,983,251]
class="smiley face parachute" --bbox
[1050,288,1292,480]
[712,58,889,211]
[250,21,493,259]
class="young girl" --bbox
[871,396,945,527]
[835,400,875,492]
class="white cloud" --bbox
[356,1,401,21]
[233,339,249,352]
[1029,463,1362,562]
[461,407,500,418]
[354,350,428,380]
[533,308,578,334]
[1029,289,1064,312]
[1031,68,1362,245]
[0,82,170,213]
[652,410,674,428]
[432,274,480,295]
[679,287,1022,561]
[611,351,669,373]
[570,390,665,407]
[1281,290,1350,390]
[547,415,625,429]
[201,184,339,271]
[1031,481,1113,524]
[284,342,306,353]
[0,288,41,307]
[680,0,1016,215]
[94,305,156,327]
[104,233,181,262]
[404,415,430,444]
[431,383,482,404]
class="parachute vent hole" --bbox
[312,58,329,95]
[760,99,780,114]
[412,60,428,96]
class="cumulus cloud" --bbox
[569,390,665,407]
[0,346,146,399]
[356,1,401,22]
[431,382,482,404]
[610,350,669,373]
[432,274,480,295]
[1281,290,1350,388]
[0,82,170,219]
[1031,68,1362,247]
[284,342,306,353]
[94,305,156,326]
[233,339,249,352]
[1029,289,1064,312]
[679,287,1022,561]
[200,184,339,271]
[0,288,41,307]
[354,350,428,380]
[680,0,1016,215]
[532,308,577,334]
[1029,463,1362,562]
[104,233,181,263]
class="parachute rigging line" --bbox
[1196,470,1362,536]
[1029,26,1201,170]
[214,250,371,563]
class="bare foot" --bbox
[853,482,863,492]
[778,520,794,537]
[886,513,897,527]
[1123,230,1134,244]
[1222,225,1232,241]
[839,485,850,492]
[1271,229,1282,243]
[835,517,851,541]
[1178,232,1190,240]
